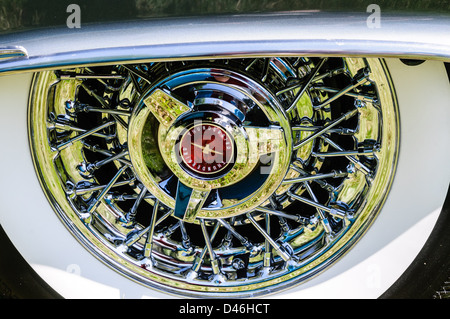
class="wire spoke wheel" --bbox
[29,56,399,297]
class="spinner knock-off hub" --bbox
[127,69,292,222]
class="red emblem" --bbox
[179,123,234,175]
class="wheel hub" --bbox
[128,69,293,221]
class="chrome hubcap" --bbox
[29,57,399,297]
[128,69,292,222]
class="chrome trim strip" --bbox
[2,39,450,74]
[0,13,449,75]
[0,46,28,61]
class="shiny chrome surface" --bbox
[29,56,399,297]
[128,68,292,222]
[0,46,27,61]
[0,12,450,76]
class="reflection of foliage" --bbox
[134,0,450,16]
[142,115,166,174]
[0,0,26,30]
[0,0,449,31]
[0,0,138,31]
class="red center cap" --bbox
[179,123,234,176]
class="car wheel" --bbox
[25,56,400,297]
[1,56,448,299]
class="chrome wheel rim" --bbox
[29,57,399,297]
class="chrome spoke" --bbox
[276,66,348,96]
[123,184,147,225]
[66,100,132,117]
[53,120,116,151]
[287,190,348,219]
[320,135,373,175]
[79,149,129,175]
[303,182,332,234]
[200,219,225,279]
[313,67,371,110]
[312,149,378,157]
[293,108,358,150]
[87,165,129,215]
[291,125,356,135]
[80,82,128,129]
[286,57,328,113]
[217,219,254,252]
[255,206,308,224]
[82,142,131,166]
[122,64,153,85]
[48,118,116,140]
[282,170,348,185]
[246,213,291,262]
[143,200,160,261]
[311,84,378,103]
[189,221,221,275]
[263,214,272,270]
[67,177,135,196]
[124,200,162,251]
